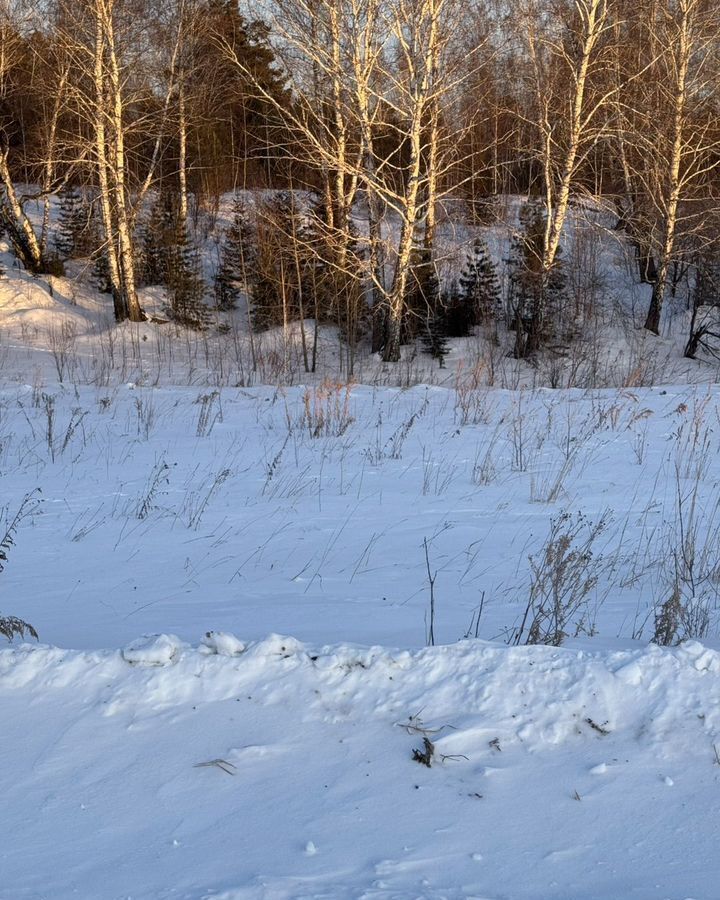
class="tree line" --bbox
[1,0,719,366]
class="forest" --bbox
[1,0,718,376]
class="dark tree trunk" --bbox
[383,310,401,362]
[371,301,386,354]
[644,283,661,334]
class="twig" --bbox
[424,536,437,646]
[412,737,435,768]
[193,758,237,776]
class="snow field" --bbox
[2,380,720,651]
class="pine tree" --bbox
[183,1,292,191]
[214,197,255,311]
[458,237,502,329]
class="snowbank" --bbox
[2,634,719,898]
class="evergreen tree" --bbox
[166,221,210,330]
[458,237,502,329]
[183,1,292,192]
[92,250,112,295]
[55,187,97,260]
[441,278,469,338]
[507,200,567,356]
[138,193,210,329]
[139,195,176,286]
[403,249,440,343]
[214,197,255,310]
[300,194,334,322]
[421,282,453,365]
[684,255,720,359]
[248,193,304,331]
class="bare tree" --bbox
[635,0,720,335]
[0,1,51,272]
[513,0,619,354]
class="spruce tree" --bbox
[421,313,449,366]
[166,221,210,330]
[421,283,452,365]
[404,249,440,343]
[214,198,255,311]
[507,200,567,356]
[139,196,175,286]
[92,250,112,295]
[300,194,333,322]
[458,237,502,329]
[248,193,304,331]
[55,187,90,260]
[138,193,210,329]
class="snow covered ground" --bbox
[3,635,720,900]
[1,370,719,898]
[2,213,720,898]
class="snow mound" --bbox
[200,630,246,656]
[121,633,185,666]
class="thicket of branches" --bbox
[1,0,720,367]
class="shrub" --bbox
[512,510,610,647]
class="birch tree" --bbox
[0,3,51,272]
[636,0,720,335]
[515,0,617,354]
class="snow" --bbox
[2,201,720,898]
[2,636,720,898]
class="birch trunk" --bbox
[93,2,124,320]
[178,78,188,230]
[644,1,691,335]
[0,150,45,272]
[384,0,442,363]
[40,69,69,257]
[104,3,143,322]
[543,0,608,273]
